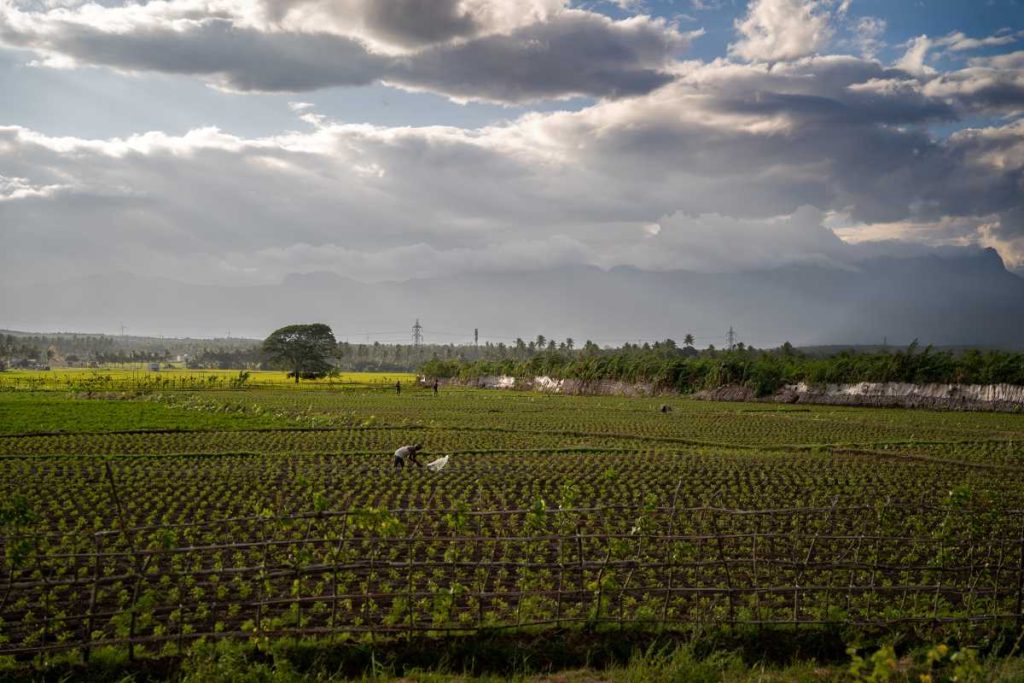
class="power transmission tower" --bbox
[727,326,736,350]
[412,319,423,346]
[474,328,479,347]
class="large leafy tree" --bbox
[262,324,337,383]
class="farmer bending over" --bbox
[394,443,423,470]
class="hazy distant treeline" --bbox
[420,342,1024,395]
[0,332,258,366]
[6,331,1024,393]
[0,331,575,371]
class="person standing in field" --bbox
[433,379,439,395]
[395,380,401,394]
[393,443,423,469]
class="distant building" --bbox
[148,362,161,371]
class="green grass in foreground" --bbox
[8,638,1024,683]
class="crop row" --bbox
[152,390,1024,447]
[0,428,644,458]
[872,439,1024,469]
[4,447,1023,541]
[2,502,1021,656]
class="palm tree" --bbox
[684,333,695,348]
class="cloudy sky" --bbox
[1,0,1022,289]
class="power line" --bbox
[342,326,733,342]
[335,327,793,348]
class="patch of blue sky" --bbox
[307,86,596,129]
[0,48,295,138]
[851,0,1020,45]
[928,114,1019,140]
[579,0,1022,64]
[0,47,595,138]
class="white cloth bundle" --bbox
[426,455,450,472]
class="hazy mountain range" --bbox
[3,249,1023,348]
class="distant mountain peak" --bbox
[280,271,356,287]
[3,252,1023,346]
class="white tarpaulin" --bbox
[426,455,449,472]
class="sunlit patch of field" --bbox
[0,366,418,391]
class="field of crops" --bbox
[1,380,1023,666]
[0,367,416,392]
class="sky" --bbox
[0,0,1023,292]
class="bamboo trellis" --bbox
[2,499,1023,660]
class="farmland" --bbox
[0,367,417,392]
[2,377,1024,677]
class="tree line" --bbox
[0,332,259,367]
[419,341,1024,395]
[1,329,532,371]
[6,326,1024,393]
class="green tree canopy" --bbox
[262,324,337,383]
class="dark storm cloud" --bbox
[256,0,547,48]
[924,55,1024,114]
[516,56,1018,229]
[0,2,687,100]
[390,11,683,101]
[359,0,479,47]
[1,19,386,90]
[694,57,957,125]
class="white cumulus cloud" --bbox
[729,0,833,62]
